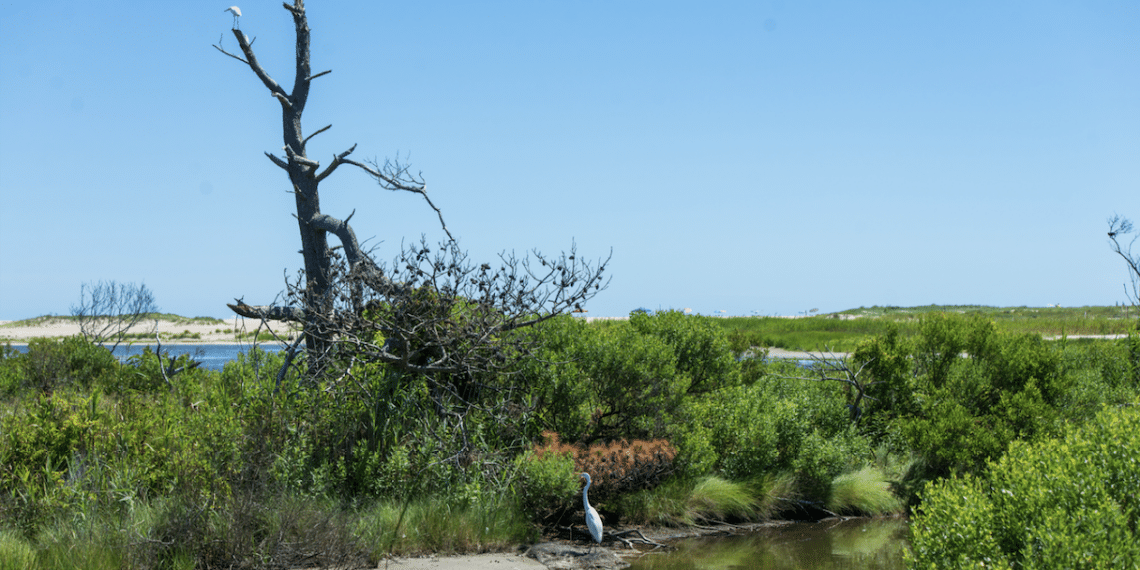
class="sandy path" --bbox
[377,552,545,570]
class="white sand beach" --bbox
[0,316,297,344]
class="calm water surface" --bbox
[628,518,909,570]
[11,343,282,371]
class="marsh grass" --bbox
[616,477,692,526]
[618,476,762,526]
[352,497,535,557]
[714,305,1137,353]
[0,530,36,570]
[0,511,128,570]
[828,466,904,516]
[687,476,759,521]
[748,472,799,519]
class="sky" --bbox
[1,1,1137,320]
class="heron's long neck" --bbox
[583,480,592,511]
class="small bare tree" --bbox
[214,1,610,380]
[70,280,158,351]
[1107,215,1140,310]
[778,348,877,426]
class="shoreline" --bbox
[0,317,297,345]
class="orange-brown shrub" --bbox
[531,431,676,500]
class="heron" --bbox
[580,473,603,547]
[225,6,242,29]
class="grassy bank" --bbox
[715,304,1138,352]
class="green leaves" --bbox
[909,405,1140,568]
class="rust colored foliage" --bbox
[532,431,677,499]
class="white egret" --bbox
[224,6,242,29]
[580,473,603,546]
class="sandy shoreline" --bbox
[0,318,845,359]
[0,317,298,345]
[1,322,846,360]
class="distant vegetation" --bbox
[1,313,226,328]
[714,304,1138,353]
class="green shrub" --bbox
[513,447,577,521]
[524,315,689,443]
[678,360,871,505]
[20,336,119,392]
[867,314,1076,477]
[681,383,778,480]
[0,344,22,399]
[909,404,1140,568]
[629,310,741,394]
[792,429,848,503]
[118,347,208,393]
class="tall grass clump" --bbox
[747,471,798,520]
[352,496,534,558]
[617,476,760,526]
[0,530,36,570]
[686,476,759,520]
[828,466,904,516]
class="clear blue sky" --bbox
[1,1,1137,320]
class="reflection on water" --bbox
[628,518,909,570]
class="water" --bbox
[628,518,909,570]
[9,343,283,372]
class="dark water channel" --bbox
[628,518,909,570]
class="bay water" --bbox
[627,518,909,570]
[9,343,283,372]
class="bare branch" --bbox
[229,29,288,99]
[1107,214,1140,307]
[216,0,612,389]
[265,152,289,170]
[307,70,332,81]
[778,347,876,426]
[71,280,158,351]
[212,43,249,64]
[284,238,610,380]
[284,145,319,168]
[314,144,357,183]
[227,299,306,322]
[283,1,304,17]
[303,124,332,147]
[342,157,455,241]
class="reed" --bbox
[711,305,1137,353]
[828,466,905,516]
[618,475,763,526]
[352,497,533,557]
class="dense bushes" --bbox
[851,314,1111,479]
[909,404,1140,568]
[1,309,1137,565]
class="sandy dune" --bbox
[0,316,298,344]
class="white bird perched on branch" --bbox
[580,473,603,546]
[225,6,242,29]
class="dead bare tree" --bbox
[1107,215,1140,310]
[214,1,609,378]
[70,280,158,351]
[778,349,877,426]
